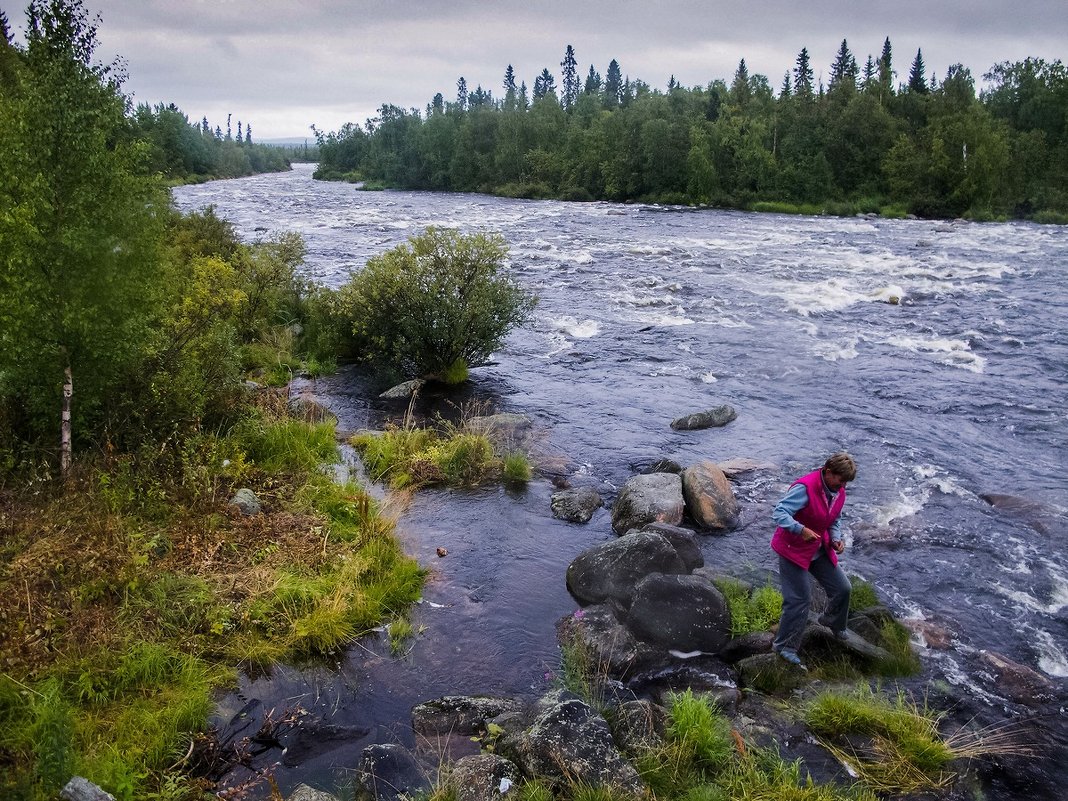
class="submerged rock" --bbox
[412,696,525,737]
[670,404,737,431]
[355,743,431,801]
[550,487,603,523]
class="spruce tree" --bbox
[456,76,468,110]
[584,64,601,94]
[794,47,814,99]
[605,59,623,108]
[503,64,517,108]
[561,44,578,110]
[829,39,857,94]
[908,48,928,93]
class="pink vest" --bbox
[770,469,846,569]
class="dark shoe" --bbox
[834,629,852,642]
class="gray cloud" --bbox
[8,1,1065,138]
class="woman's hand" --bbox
[801,527,820,542]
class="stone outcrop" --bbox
[506,691,644,795]
[412,695,525,737]
[378,378,425,400]
[611,472,685,534]
[681,461,740,530]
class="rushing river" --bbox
[173,163,1067,797]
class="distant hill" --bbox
[260,137,317,147]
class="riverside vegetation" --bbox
[314,42,1068,222]
[0,5,535,798]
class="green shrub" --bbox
[338,227,537,381]
[503,451,533,483]
[849,578,880,611]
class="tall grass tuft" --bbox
[713,578,782,636]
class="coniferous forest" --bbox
[314,42,1068,222]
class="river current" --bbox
[173,163,1067,797]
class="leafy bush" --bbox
[338,227,537,382]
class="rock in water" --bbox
[611,472,685,534]
[551,487,603,523]
[681,462,740,530]
[670,404,737,431]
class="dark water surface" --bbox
[174,165,1067,797]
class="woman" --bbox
[770,452,857,669]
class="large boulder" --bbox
[509,693,644,795]
[355,744,430,801]
[611,473,685,534]
[449,753,522,801]
[467,413,533,448]
[379,378,426,400]
[638,522,704,570]
[551,487,604,523]
[681,462,740,530]
[625,573,732,653]
[566,532,688,608]
[670,405,737,431]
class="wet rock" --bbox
[412,695,526,738]
[566,531,687,608]
[509,694,644,795]
[638,522,704,570]
[611,472,685,534]
[378,378,425,400]
[550,487,603,523]
[625,573,732,653]
[279,722,370,767]
[556,605,643,677]
[228,488,261,516]
[627,658,741,711]
[286,785,340,801]
[899,618,954,649]
[715,457,777,477]
[449,753,522,801]
[355,743,431,801]
[288,396,337,423]
[670,404,737,430]
[979,493,1058,534]
[980,650,1055,705]
[681,461,740,531]
[639,458,683,474]
[61,777,115,801]
[736,653,807,694]
[611,699,668,756]
[718,631,776,663]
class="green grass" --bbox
[351,423,531,490]
[848,578,880,611]
[0,406,426,799]
[713,578,782,636]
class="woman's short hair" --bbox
[824,452,857,481]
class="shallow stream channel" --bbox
[174,164,1068,799]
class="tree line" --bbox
[315,41,1068,222]
[130,104,291,181]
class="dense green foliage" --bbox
[337,227,537,382]
[315,42,1068,220]
[130,103,291,182]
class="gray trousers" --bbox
[773,551,852,652]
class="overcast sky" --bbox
[9,1,1066,140]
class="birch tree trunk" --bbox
[61,361,72,478]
